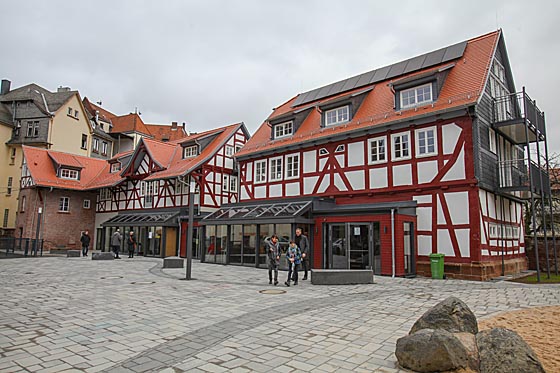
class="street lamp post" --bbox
[185,180,196,280]
[34,207,42,257]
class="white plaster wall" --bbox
[393,164,412,186]
[347,141,364,167]
[437,230,455,256]
[303,151,316,173]
[369,168,388,189]
[445,191,469,225]
[269,184,282,198]
[442,147,466,181]
[442,123,461,155]
[334,174,347,191]
[285,182,300,197]
[245,163,253,182]
[417,160,438,184]
[304,176,319,195]
[346,170,365,190]
[254,186,266,199]
[417,235,432,256]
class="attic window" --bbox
[335,145,345,153]
[319,148,329,156]
[111,162,121,173]
[325,106,349,126]
[60,168,79,180]
[273,121,293,139]
[183,145,198,158]
[400,83,432,109]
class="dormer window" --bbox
[325,106,349,126]
[400,83,433,109]
[60,168,79,180]
[273,121,293,139]
[183,145,198,158]
[111,162,121,173]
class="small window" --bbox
[92,138,99,153]
[7,177,12,195]
[26,121,39,137]
[183,145,198,158]
[81,134,88,149]
[20,196,26,213]
[273,121,293,138]
[368,137,386,164]
[10,148,16,159]
[101,142,108,156]
[255,160,267,183]
[416,127,437,157]
[285,154,300,179]
[110,163,121,173]
[223,174,229,191]
[225,145,234,156]
[335,145,345,153]
[235,145,242,153]
[74,110,79,118]
[145,181,155,204]
[325,106,349,126]
[269,157,283,181]
[319,148,329,156]
[400,83,433,109]
[2,209,8,228]
[68,107,73,115]
[489,128,496,154]
[230,175,238,192]
[100,188,112,201]
[138,181,146,197]
[59,197,69,212]
[83,199,91,209]
[60,169,79,180]
[392,132,411,160]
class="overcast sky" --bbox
[3,0,560,154]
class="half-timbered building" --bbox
[202,30,552,280]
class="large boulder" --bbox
[477,328,545,373]
[396,328,469,372]
[410,296,478,335]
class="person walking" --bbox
[267,235,280,286]
[111,229,122,259]
[295,228,310,280]
[285,240,301,287]
[80,230,91,257]
[127,231,136,258]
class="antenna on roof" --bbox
[96,101,102,105]
[134,107,141,115]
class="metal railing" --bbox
[497,158,550,195]
[493,90,545,138]
[1,237,44,256]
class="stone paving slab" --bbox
[0,257,559,372]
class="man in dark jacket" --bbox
[80,230,91,257]
[295,228,310,280]
[267,235,281,285]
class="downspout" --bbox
[391,208,396,278]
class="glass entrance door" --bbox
[327,222,381,273]
[349,224,370,269]
[330,224,347,269]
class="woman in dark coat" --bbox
[127,231,136,258]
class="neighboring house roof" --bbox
[236,30,500,158]
[110,113,152,136]
[0,83,76,116]
[48,152,84,169]
[0,103,12,125]
[82,97,117,122]
[144,123,188,142]
[22,146,107,190]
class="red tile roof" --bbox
[236,30,500,158]
[144,124,189,142]
[110,113,152,136]
[48,152,84,169]
[82,97,117,122]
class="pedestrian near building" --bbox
[285,240,301,287]
[80,230,91,257]
[111,229,122,259]
[295,228,310,280]
[127,231,136,258]
[267,235,280,285]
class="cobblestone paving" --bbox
[1,256,559,372]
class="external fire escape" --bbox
[493,88,557,281]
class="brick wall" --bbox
[16,187,97,251]
[525,236,560,272]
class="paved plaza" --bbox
[1,256,560,373]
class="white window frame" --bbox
[269,156,283,182]
[391,132,411,161]
[145,181,155,204]
[83,199,91,209]
[254,160,267,184]
[335,144,345,153]
[223,174,229,192]
[60,168,79,180]
[489,128,497,154]
[101,141,108,156]
[7,177,12,195]
[110,163,121,173]
[225,145,234,156]
[139,181,146,197]
[183,145,198,158]
[59,197,70,212]
[415,127,437,157]
[285,154,300,179]
[325,105,350,126]
[368,136,387,164]
[319,148,329,156]
[68,107,73,116]
[100,188,112,201]
[273,121,293,139]
[92,138,99,153]
[230,175,238,192]
[400,83,433,109]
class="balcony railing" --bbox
[498,158,550,196]
[493,90,546,142]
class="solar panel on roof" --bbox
[385,60,409,80]
[355,70,376,88]
[327,80,349,97]
[442,41,467,62]
[421,47,447,68]
[340,75,362,92]
[402,54,427,75]
[371,65,391,82]
[316,83,336,100]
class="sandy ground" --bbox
[478,306,560,372]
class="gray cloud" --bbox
[2,0,559,154]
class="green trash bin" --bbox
[429,253,445,279]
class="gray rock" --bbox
[410,296,478,335]
[92,252,114,260]
[477,328,545,373]
[67,250,81,257]
[396,328,469,372]
[455,332,480,371]
[163,257,184,268]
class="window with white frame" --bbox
[269,157,283,181]
[400,83,433,109]
[273,121,293,138]
[60,168,79,180]
[2,209,7,228]
[110,162,121,173]
[392,132,411,160]
[325,106,349,126]
[490,60,510,121]
[285,154,300,179]
[138,181,146,197]
[59,197,69,212]
[368,137,386,164]
[26,121,39,137]
[489,128,497,154]
[335,144,345,153]
[416,127,437,156]
[68,107,73,116]
[223,174,229,191]
[489,223,498,238]
[74,110,79,118]
[81,134,87,149]
[230,175,238,192]
[100,188,112,201]
[145,181,155,204]
[255,160,267,183]
[183,145,198,158]
[20,195,26,212]
[319,148,329,156]
[92,138,99,153]
[83,199,91,209]
[7,177,12,195]
[225,145,234,156]
[235,145,242,153]
[101,141,108,155]
[176,176,190,194]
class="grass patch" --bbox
[509,272,560,284]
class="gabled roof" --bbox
[0,83,76,115]
[48,152,84,169]
[22,146,107,190]
[237,30,501,158]
[82,97,117,123]
[110,113,152,136]
[144,124,189,142]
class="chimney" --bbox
[182,122,186,131]
[1,79,11,95]
[171,121,178,131]
[57,86,71,92]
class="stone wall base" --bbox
[416,257,528,281]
